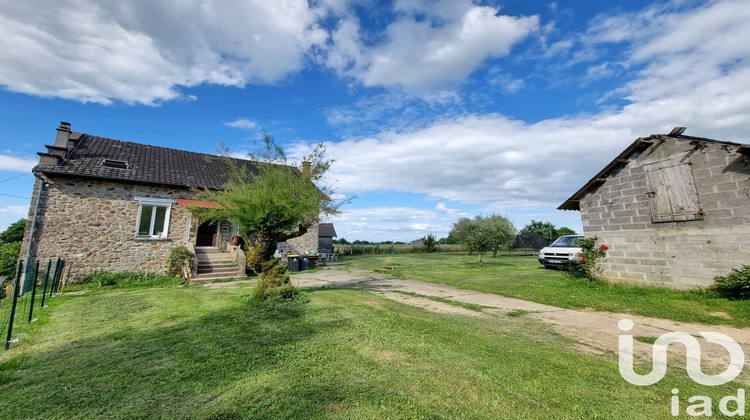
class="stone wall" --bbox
[20,175,198,282]
[579,137,750,288]
[278,223,320,256]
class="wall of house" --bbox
[20,175,198,282]
[579,137,750,289]
[278,223,320,256]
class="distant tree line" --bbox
[1,219,26,299]
[517,220,576,242]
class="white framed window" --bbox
[134,197,175,239]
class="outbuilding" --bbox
[560,128,750,288]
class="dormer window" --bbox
[100,159,129,169]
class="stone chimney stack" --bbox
[38,121,76,166]
[54,121,72,148]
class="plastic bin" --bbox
[300,255,309,271]
[307,255,319,268]
[287,256,299,272]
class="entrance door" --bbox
[196,221,218,247]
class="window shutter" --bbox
[644,160,703,223]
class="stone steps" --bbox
[193,248,243,282]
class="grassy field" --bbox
[0,285,743,419]
[340,253,750,327]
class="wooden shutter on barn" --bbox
[643,159,703,223]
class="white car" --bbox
[538,235,584,269]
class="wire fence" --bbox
[334,243,470,255]
[1,257,66,351]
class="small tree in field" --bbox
[486,214,515,256]
[187,132,342,301]
[451,215,515,265]
[423,234,437,253]
[449,217,475,254]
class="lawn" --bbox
[0,286,741,419]
[340,253,750,327]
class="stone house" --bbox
[559,128,750,289]
[20,122,319,283]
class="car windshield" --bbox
[550,236,582,247]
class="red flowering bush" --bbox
[569,236,608,281]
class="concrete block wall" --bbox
[580,137,750,288]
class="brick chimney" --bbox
[38,122,75,166]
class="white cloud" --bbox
[322,0,750,215]
[325,206,450,242]
[225,119,257,130]
[0,205,28,216]
[0,0,327,105]
[0,205,29,233]
[324,3,539,92]
[0,155,37,172]
[436,202,469,218]
[585,62,614,81]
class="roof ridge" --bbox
[83,133,257,163]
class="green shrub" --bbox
[712,266,750,300]
[0,241,22,280]
[252,261,297,302]
[423,234,437,253]
[167,245,193,279]
[568,237,608,281]
[74,270,181,289]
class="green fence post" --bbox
[54,259,65,294]
[50,258,61,298]
[5,261,23,351]
[40,259,52,308]
[28,260,40,323]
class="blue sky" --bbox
[1,0,749,242]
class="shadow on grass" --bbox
[0,295,354,419]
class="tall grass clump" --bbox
[74,270,183,289]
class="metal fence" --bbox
[1,258,66,351]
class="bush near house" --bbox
[167,245,193,280]
[567,237,608,281]
[713,266,750,300]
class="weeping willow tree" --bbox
[187,132,342,300]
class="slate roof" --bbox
[318,223,337,237]
[35,133,270,189]
[558,132,749,211]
